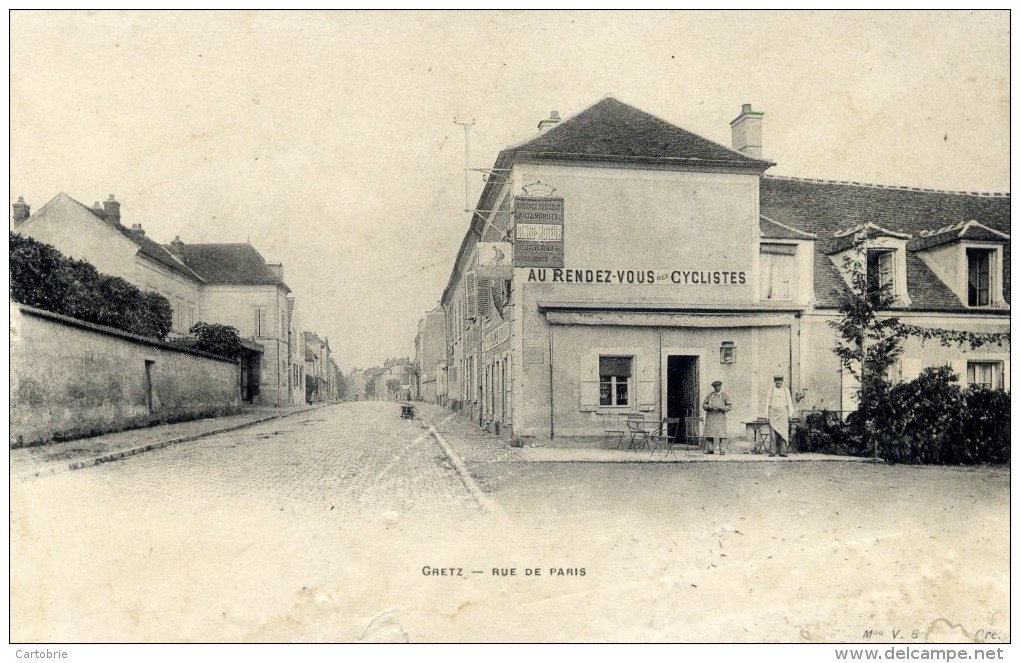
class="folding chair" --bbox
[625,414,651,451]
[649,417,680,456]
[664,416,705,459]
[600,412,627,449]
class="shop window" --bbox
[760,243,796,301]
[967,248,993,307]
[967,361,1003,390]
[599,355,632,406]
[866,249,896,300]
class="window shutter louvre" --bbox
[637,358,656,412]
[466,273,477,319]
[579,351,598,411]
[477,277,491,317]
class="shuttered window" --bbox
[253,307,266,337]
[599,356,632,406]
[967,249,993,307]
[760,243,796,301]
[465,273,477,320]
[477,276,491,317]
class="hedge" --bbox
[797,366,1010,465]
[10,232,173,340]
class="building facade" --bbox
[439,97,1010,444]
[414,305,447,404]
[14,193,297,406]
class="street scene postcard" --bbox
[7,9,1011,656]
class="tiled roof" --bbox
[443,97,772,304]
[57,194,202,282]
[120,227,204,281]
[761,176,1010,310]
[167,243,291,292]
[760,215,817,240]
[510,97,773,169]
[908,220,1011,252]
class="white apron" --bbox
[766,386,793,442]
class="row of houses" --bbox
[412,96,1010,444]
[12,192,341,407]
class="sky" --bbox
[9,10,1010,371]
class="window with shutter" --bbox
[866,249,896,299]
[465,273,477,320]
[253,307,266,337]
[760,244,796,301]
[477,276,491,317]
[597,356,632,407]
[967,248,993,307]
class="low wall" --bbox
[10,305,242,447]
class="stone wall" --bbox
[10,305,241,447]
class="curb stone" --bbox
[423,417,503,516]
[14,404,330,482]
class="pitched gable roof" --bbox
[510,97,773,169]
[121,227,204,281]
[761,176,1010,310]
[908,220,1011,252]
[443,97,774,304]
[27,192,204,282]
[168,243,291,292]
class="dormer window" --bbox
[867,249,896,299]
[830,223,912,308]
[910,221,1008,310]
[967,248,993,307]
[760,243,796,301]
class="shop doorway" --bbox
[666,355,699,438]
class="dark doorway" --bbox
[240,351,261,404]
[666,355,699,438]
[144,360,156,413]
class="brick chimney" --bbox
[91,201,107,220]
[730,103,764,158]
[168,235,185,254]
[103,194,121,225]
[130,223,145,236]
[11,197,30,226]
[537,110,561,133]
[267,262,284,282]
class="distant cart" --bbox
[400,403,416,419]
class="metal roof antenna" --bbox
[454,117,476,214]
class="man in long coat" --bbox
[766,375,796,457]
[702,380,731,454]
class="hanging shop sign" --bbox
[514,197,564,268]
[476,242,513,279]
[523,267,748,285]
[484,321,511,351]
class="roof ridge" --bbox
[759,214,818,239]
[763,174,1010,198]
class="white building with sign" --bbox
[439,97,1010,443]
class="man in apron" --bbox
[766,375,795,457]
[702,380,732,454]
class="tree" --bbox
[828,235,905,457]
[386,378,402,399]
[189,322,244,359]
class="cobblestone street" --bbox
[10,402,1011,644]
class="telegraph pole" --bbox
[454,118,476,214]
